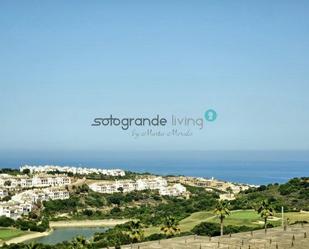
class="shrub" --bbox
[191,222,220,236]
[0,216,15,227]
[192,222,258,236]
[146,233,166,241]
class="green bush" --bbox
[192,222,258,236]
[0,216,15,227]
[146,233,166,241]
[191,222,221,236]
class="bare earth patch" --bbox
[119,224,309,249]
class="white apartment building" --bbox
[0,201,32,220]
[0,174,20,189]
[159,183,187,197]
[12,188,69,204]
[89,177,168,194]
[90,180,137,194]
[0,174,71,189]
[31,174,71,187]
[45,188,70,200]
[0,188,9,198]
[89,177,186,197]
[136,177,168,191]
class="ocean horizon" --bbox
[0,151,308,185]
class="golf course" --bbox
[0,228,30,242]
[144,209,309,235]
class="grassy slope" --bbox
[234,178,309,212]
[0,228,30,241]
[207,210,263,227]
[281,212,309,223]
[145,210,309,236]
[144,211,214,235]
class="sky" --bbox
[0,0,309,153]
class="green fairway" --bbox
[0,228,30,241]
[145,211,214,235]
[277,212,309,224]
[145,210,309,236]
[178,211,214,232]
[207,210,263,227]
[145,210,267,236]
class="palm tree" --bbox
[257,200,275,234]
[160,216,180,238]
[214,201,230,236]
[128,220,144,242]
[25,242,42,249]
[70,236,88,249]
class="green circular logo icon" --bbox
[204,109,217,122]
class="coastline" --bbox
[49,218,130,228]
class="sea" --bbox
[0,150,308,185]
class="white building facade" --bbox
[0,201,32,220]
[89,177,187,197]
[20,165,125,177]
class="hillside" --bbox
[232,177,309,212]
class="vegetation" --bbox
[191,222,257,236]
[127,220,144,242]
[70,236,89,249]
[214,201,230,236]
[231,177,309,212]
[207,210,261,226]
[0,216,16,227]
[160,216,180,237]
[257,200,275,233]
[0,168,22,175]
[1,177,309,248]
[0,216,49,233]
[43,184,219,226]
[0,228,30,241]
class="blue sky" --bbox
[0,1,309,152]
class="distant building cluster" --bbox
[88,177,187,197]
[0,165,255,220]
[0,172,71,219]
[0,188,70,219]
[0,164,128,219]
[0,187,69,220]
[20,165,126,176]
[167,176,256,200]
[0,173,71,189]
[12,188,69,204]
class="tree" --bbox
[257,200,275,234]
[160,216,180,237]
[71,236,88,249]
[4,180,11,187]
[214,201,230,236]
[107,195,122,206]
[2,196,11,202]
[226,187,233,194]
[25,242,42,249]
[22,168,31,175]
[0,216,15,227]
[128,220,144,242]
